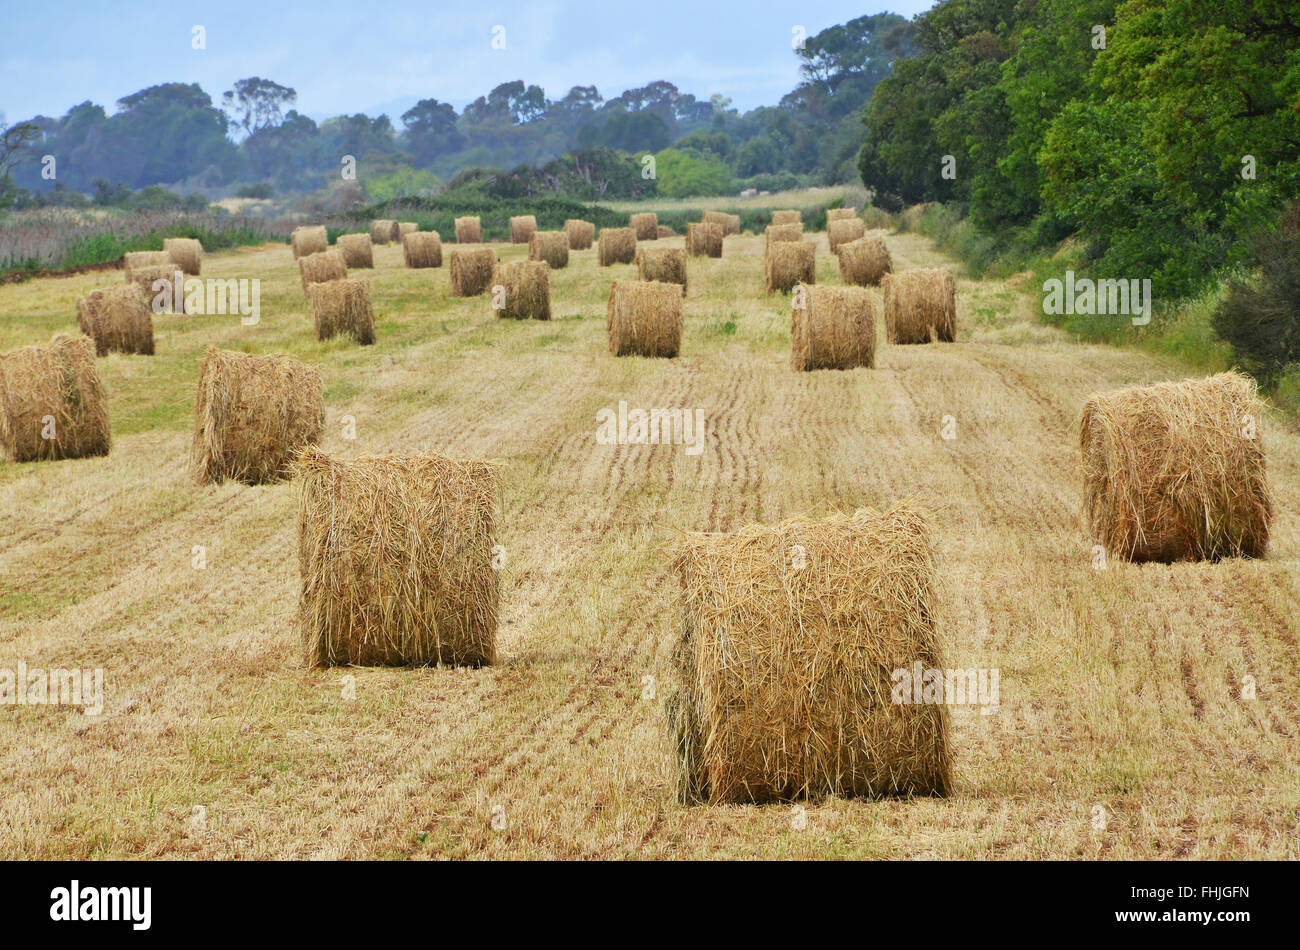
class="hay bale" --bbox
[509,215,537,244]
[528,230,570,269]
[656,225,676,238]
[0,335,110,462]
[826,207,857,223]
[882,269,956,343]
[370,219,396,245]
[791,284,875,371]
[75,285,154,356]
[189,346,323,485]
[635,247,687,294]
[163,237,203,275]
[667,503,951,804]
[828,217,867,254]
[563,219,594,250]
[449,248,496,297]
[122,250,171,282]
[397,222,418,239]
[336,233,374,269]
[772,209,802,226]
[296,447,500,668]
[455,216,482,244]
[128,264,185,313]
[402,231,443,268]
[291,226,329,259]
[764,241,815,295]
[686,222,723,258]
[765,223,804,248]
[630,212,659,240]
[703,210,740,236]
[1081,372,1272,562]
[491,260,551,320]
[299,249,348,293]
[607,280,682,358]
[306,278,376,345]
[598,227,637,266]
[837,235,892,286]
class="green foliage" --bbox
[652,149,733,198]
[363,166,441,203]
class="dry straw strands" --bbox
[299,249,348,293]
[772,209,802,226]
[128,265,184,313]
[75,285,155,356]
[837,235,892,286]
[370,219,397,245]
[765,222,804,249]
[598,227,637,266]
[510,215,538,244]
[883,269,956,343]
[607,280,682,358]
[296,447,500,668]
[189,346,323,485]
[563,218,594,250]
[291,226,329,259]
[307,278,376,345]
[656,225,675,238]
[1081,372,1272,562]
[402,231,443,268]
[336,233,374,268]
[449,248,496,296]
[764,241,815,295]
[163,237,203,275]
[630,212,659,240]
[790,284,876,371]
[528,230,570,269]
[491,260,551,320]
[686,222,723,258]
[635,247,688,294]
[828,217,867,253]
[455,215,482,244]
[702,210,740,236]
[397,222,418,238]
[0,335,110,462]
[122,250,171,282]
[826,207,858,223]
[666,503,951,804]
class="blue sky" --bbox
[2,1,937,127]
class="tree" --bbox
[402,99,464,164]
[222,78,297,138]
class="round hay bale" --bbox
[1081,372,1272,562]
[528,230,570,269]
[598,227,637,266]
[764,241,815,295]
[765,223,804,249]
[667,503,952,804]
[607,280,682,358]
[790,283,875,371]
[189,346,323,485]
[122,250,171,282]
[686,222,723,258]
[163,237,203,276]
[703,210,740,236]
[491,260,551,320]
[509,215,537,244]
[455,216,483,244]
[299,249,348,294]
[402,231,443,268]
[307,278,376,345]
[656,225,675,238]
[292,226,329,259]
[563,219,595,250]
[0,335,111,462]
[76,285,154,356]
[772,209,802,226]
[837,235,892,286]
[295,447,500,668]
[630,212,659,240]
[882,269,956,343]
[828,217,867,254]
[826,207,857,223]
[397,222,418,239]
[635,247,687,294]
[370,219,396,245]
[336,233,374,269]
[129,264,185,313]
[449,248,496,297]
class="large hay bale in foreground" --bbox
[370,219,397,245]
[772,209,802,226]
[336,233,374,268]
[703,211,740,236]
[598,227,636,266]
[828,217,866,253]
[564,218,594,250]
[607,280,682,358]
[122,250,171,282]
[397,222,418,239]
[491,260,551,320]
[0,335,110,462]
[296,447,499,667]
[837,235,892,286]
[826,207,858,223]
[307,278,376,345]
[764,241,815,295]
[529,230,570,269]
[163,237,203,275]
[883,269,956,343]
[449,248,496,296]
[75,285,155,356]
[189,346,323,485]
[667,503,952,804]
[1081,372,1272,562]
[765,223,804,248]
[455,216,482,244]
[791,284,876,371]
[402,231,443,268]
[630,212,659,240]
[292,226,329,259]
[128,264,185,313]
[509,215,537,244]
[299,249,348,293]
[635,247,687,294]
[686,222,723,258]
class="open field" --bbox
[1,224,1298,859]
[597,186,860,215]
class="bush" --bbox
[237,183,273,199]
[652,149,733,198]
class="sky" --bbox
[2,1,937,128]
